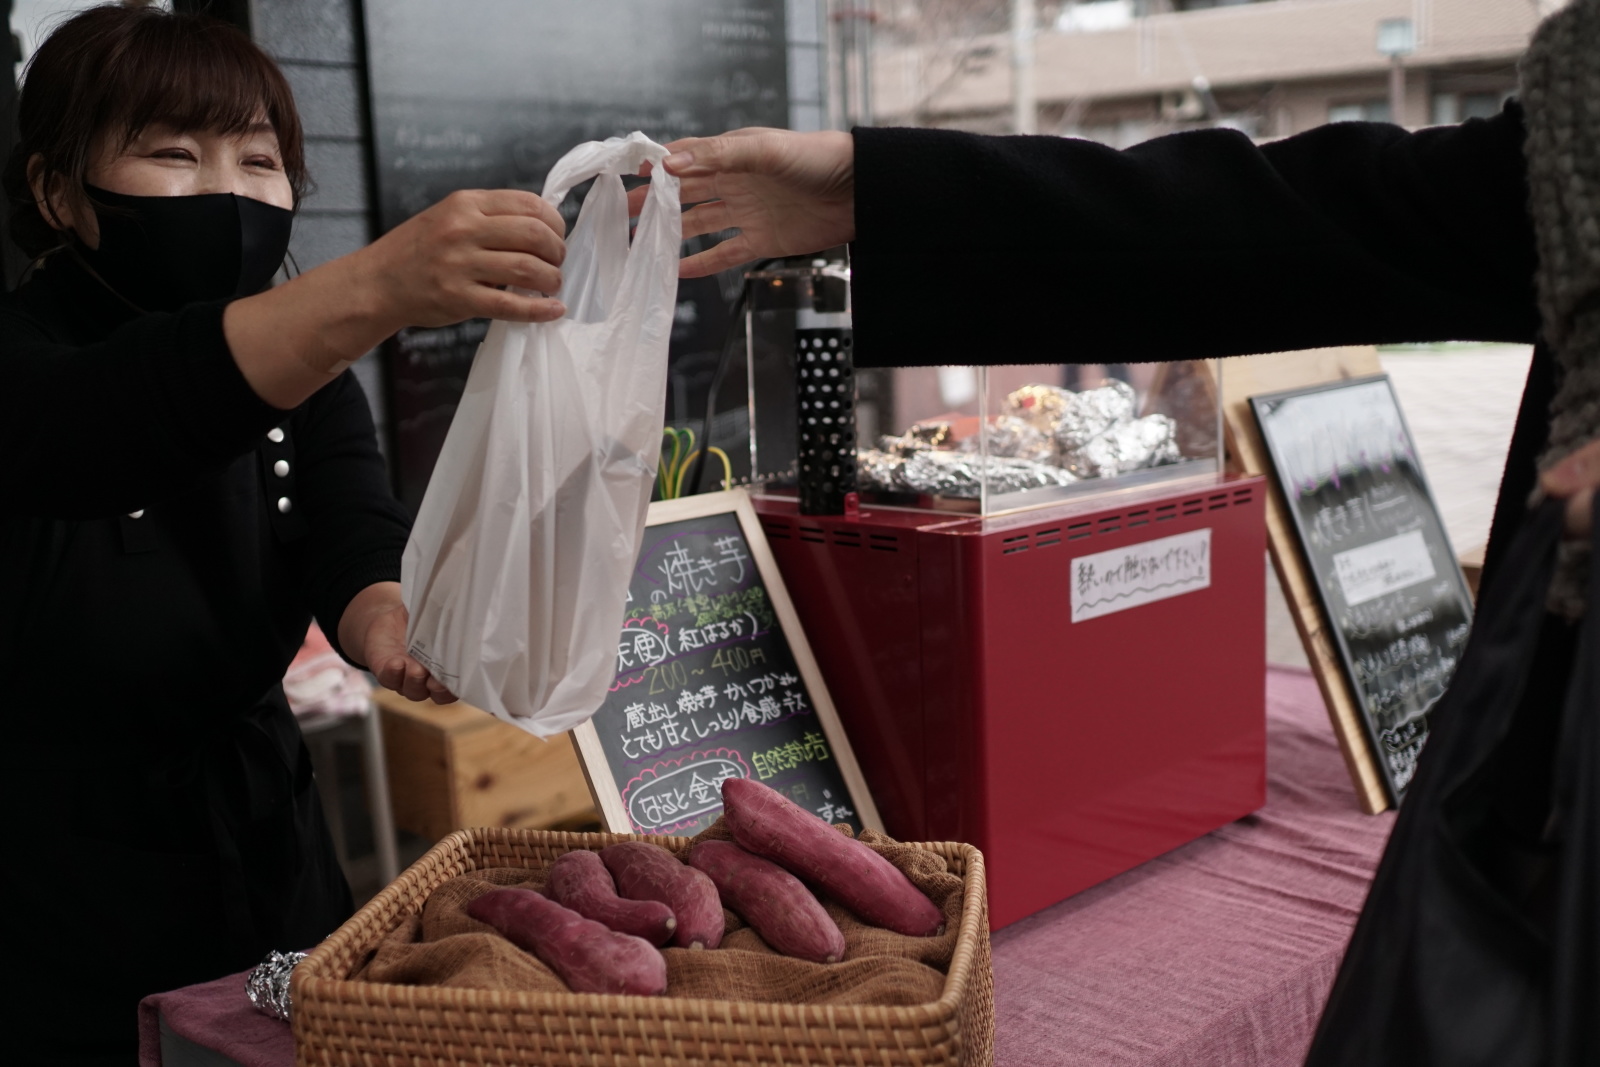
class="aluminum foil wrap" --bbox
[246,949,307,1022]
[1051,379,1138,450]
[1059,414,1181,479]
[1002,384,1075,432]
[857,448,908,491]
[858,448,1075,498]
[879,421,954,455]
[958,415,1056,463]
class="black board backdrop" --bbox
[1252,376,1474,802]
[587,509,865,837]
[363,0,788,509]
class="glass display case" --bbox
[745,264,1224,516]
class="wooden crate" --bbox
[374,690,598,841]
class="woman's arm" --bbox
[225,188,566,409]
[2,189,565,519]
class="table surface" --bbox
[140,667,1392,1067]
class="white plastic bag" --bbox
[401,132,681,737]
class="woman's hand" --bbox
[1540,440,1600,539]
[225,189,566,410]
[359,189,568,326]
[633,128,855,278]
[338,581,456,705]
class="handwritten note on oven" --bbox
[1071,528,1213,623]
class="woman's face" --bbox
[38,119,294,249]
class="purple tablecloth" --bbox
[993,666,1395,1066]
[138,968,292,1067]
[140,667,1391,1067]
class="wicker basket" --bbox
[292,826,994,1066]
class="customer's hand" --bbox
[1539,439,1600,539]
[339,582,457,705]
[631,128,855,277]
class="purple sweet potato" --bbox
[547,849,677,946]
[688,839,846,964]
[466,887,667,996]
[721,777,943,937]
[600,841,724,950]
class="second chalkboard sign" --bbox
[1252,376,1474,803]
[571,489,882,837]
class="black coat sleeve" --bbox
[849,106,1540,367]
[0,299,286,518]
[292,371,411,663]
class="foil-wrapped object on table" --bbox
[879,421,954,455]
[959,415,1056,463]
[246,949,307,1022]
[857,448,908,491]
[858,448,1076,498]
[1002,384,1074,432]
[1049,379,1138,450]
[1059,414,1181,478]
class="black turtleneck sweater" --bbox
[0,255,409,1064]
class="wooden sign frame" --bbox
[1252,374,1474,806]
[1217,347,1393,814]
[571,488,885,835]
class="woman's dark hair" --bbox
[3,4,307,259]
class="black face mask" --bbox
[77,185,294,313]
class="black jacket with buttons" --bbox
[0,254,409,1063]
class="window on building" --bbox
[1170,0,1268,10]
[1329,100,1390,124]
[1460,92,1503,120]
[1431,91,1511,125]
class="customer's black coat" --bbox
[851,106,1600,1063]
[849,103,1543,591]
[0,256,410,1065]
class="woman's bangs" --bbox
[106,29,296,148]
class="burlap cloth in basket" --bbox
[352,821,964,1006]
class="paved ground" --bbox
[1264,344,1534,668]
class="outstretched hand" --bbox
[628,128,856,277]
[1540,440,1600,540]
[339,582,456,705]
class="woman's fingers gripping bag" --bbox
[401,133,681,736]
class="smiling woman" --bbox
[0,6,568,1064]
[8,4,306,258]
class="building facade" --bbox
[874,0,1556,144]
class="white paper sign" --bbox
[1071,528,1212,623]
[1332,528,1437,606]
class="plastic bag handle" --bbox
[540,131,672,212]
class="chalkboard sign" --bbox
[1252,376,1474,802]
[363,0,789,510]
[571,489,882,837]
